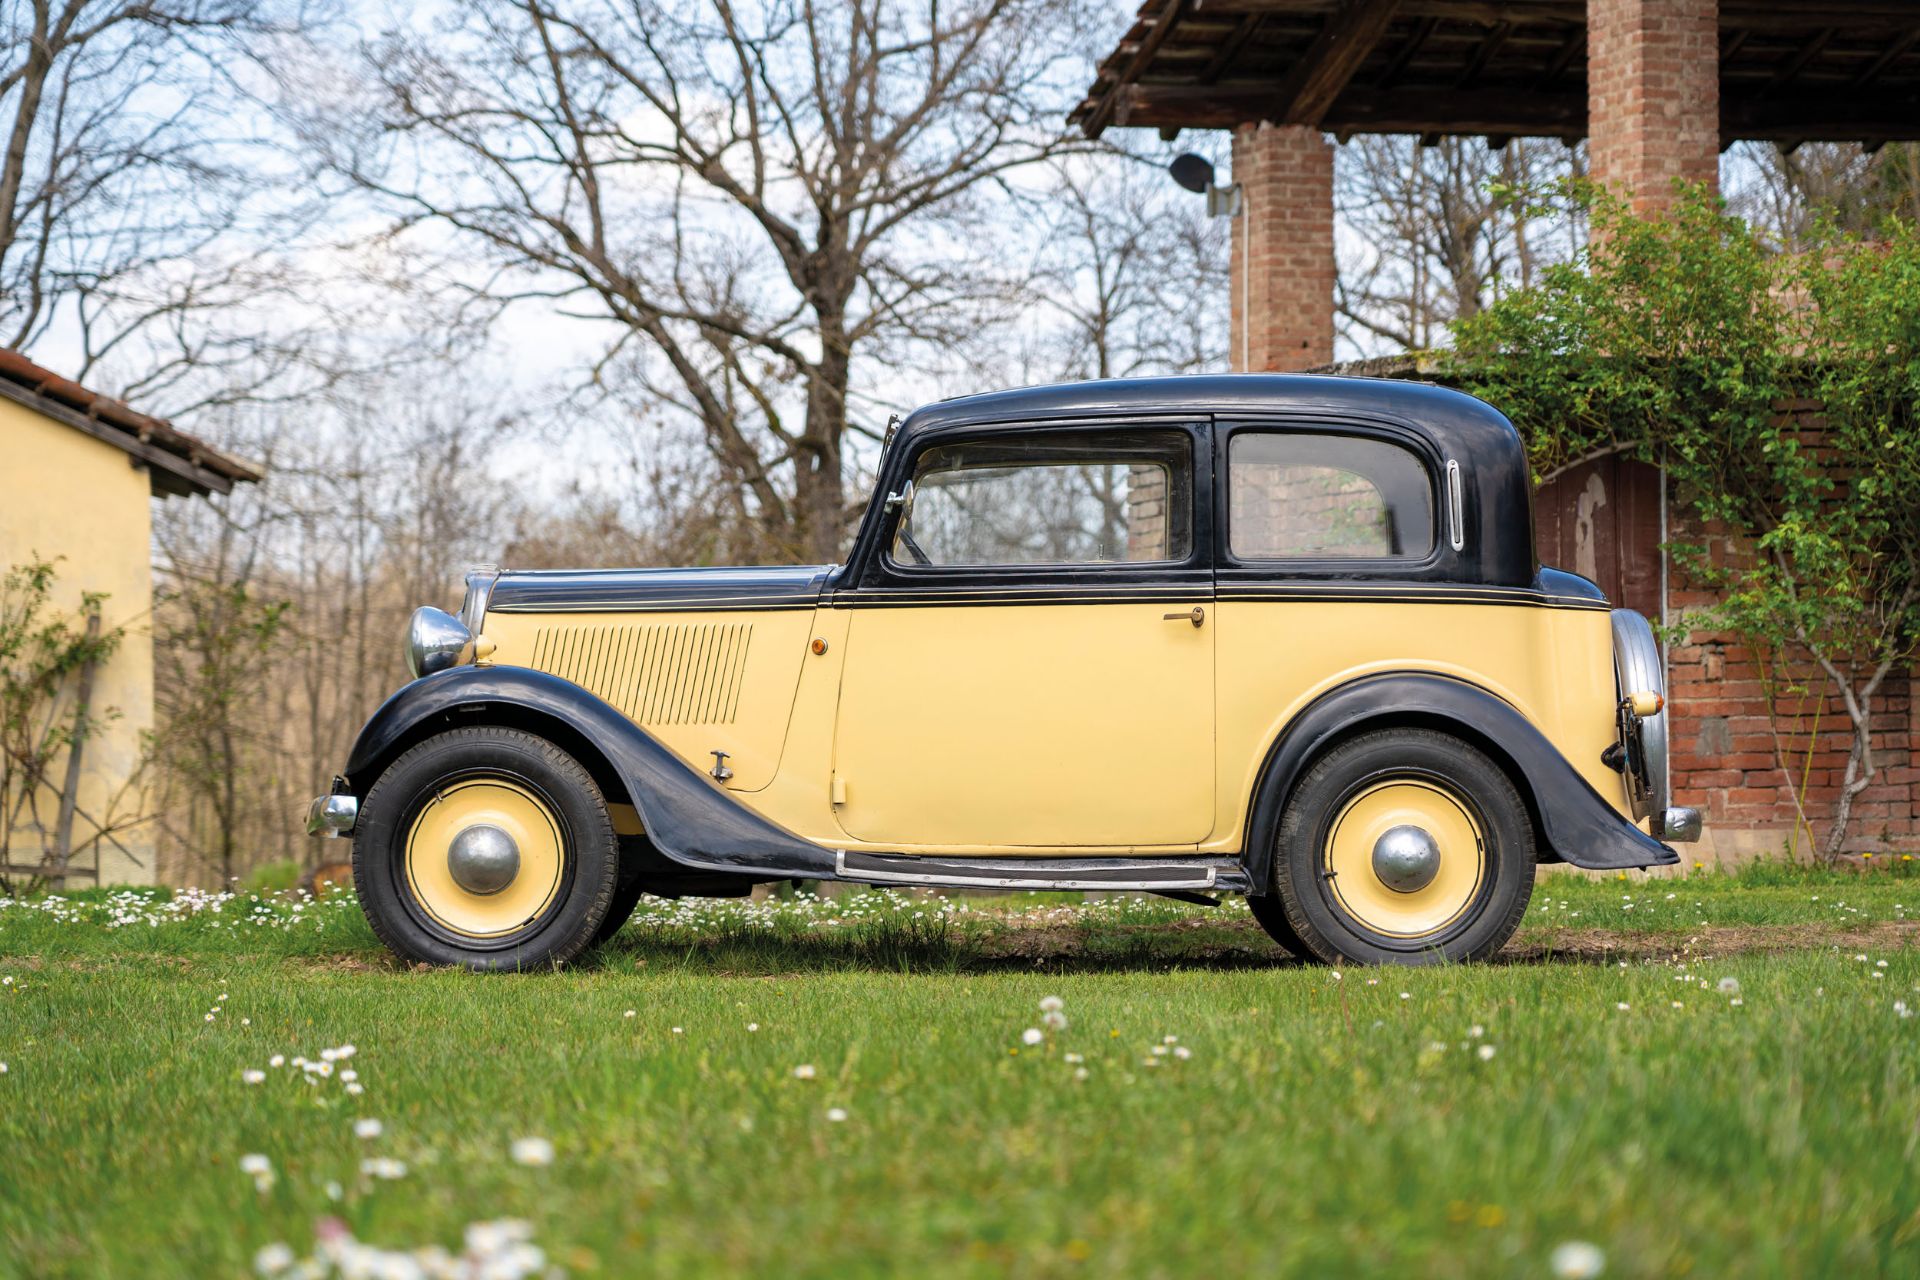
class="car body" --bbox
[310,374,1700,969]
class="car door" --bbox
[830,420,1215,850]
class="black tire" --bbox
[592,862,649,947]
[352,726,618,970]
[1270,728,1534,966]
[1246,894,1310,959]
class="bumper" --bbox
[306,792,359,838]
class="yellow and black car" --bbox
[309,375,1699,969]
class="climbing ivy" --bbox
[1448,185,1920,859]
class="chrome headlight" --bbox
[407,606,474,678]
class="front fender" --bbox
[1241,672,1678,889]
[342,666,837,879]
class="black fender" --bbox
[342,666,837,880]
[1240,672,1678,890]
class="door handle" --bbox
[1163,606,1205,628]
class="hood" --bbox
[485,564,835,614]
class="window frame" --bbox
[855,416,1212,592]
[1214,417,1447,581]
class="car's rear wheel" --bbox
[1263,727,1534,966]
[352,727,617,970]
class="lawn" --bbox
[1,865,1917,1279]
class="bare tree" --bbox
[1024,152,1229,381]
[0,1,343,407]
[311,0,1096,564]
[148,372,528,883]
[1727,141,1920,251]
[1335,135,1583,356]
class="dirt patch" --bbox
[967,917,1920,969]
[293,952,400,975]
[1503,920,1920,964]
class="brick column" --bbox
[1230,123,1335,372]
[1587,0,1720,212]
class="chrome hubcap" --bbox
[446,824,520,895]
[1371,824,1441,894]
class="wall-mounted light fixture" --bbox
[1168,153,1241,218]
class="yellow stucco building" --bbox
[0,349,258,886]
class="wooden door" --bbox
[1533,455,1662,619]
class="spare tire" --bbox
[1610,608,1670,824]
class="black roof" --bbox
[885,373,1540,589]
[900,373,1517,455]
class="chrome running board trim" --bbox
[834,849,1222,892]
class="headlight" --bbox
[407,606,474,678]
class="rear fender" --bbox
[1240,672,1677,890]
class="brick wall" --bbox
[1230,461,1393,558]
[1125,463,1169,560]
[1587,0,1720,212]
[1661,399,1918,854]
[1230,122,1335,372]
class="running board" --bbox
[834,850,1250,894]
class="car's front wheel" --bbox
[352,726,618,970]
[1260,728,1534,966]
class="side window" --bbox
[1229,432,1434,559]
[892,429,1193,567]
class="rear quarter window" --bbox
[1229,432,1434,560]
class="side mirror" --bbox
[883,477,915,515]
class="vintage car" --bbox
[308,375,1700,969]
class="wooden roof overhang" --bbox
[1074,1,1920,149]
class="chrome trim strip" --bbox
[460,564,501,633]
[491,587,1609,613]
[1446,459,1465,551]
[488,598,821,614]
[490,590,1608,614]
[833,849,1218,891]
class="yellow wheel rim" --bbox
[404,777,565,939]
[1324,779,1486,939]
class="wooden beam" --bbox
[1768,28,1834,91]
[1269,0,1404,126]
[1722,91,1920,144]
[1200,0,1920,33]
[1720,2,1920,35]
[1199,1,1580,20]
[1113,83,1586,136]
[1199,13,1265,84]
[1534,26,1585,88]
[1855,28,1919,87]
[1374,14,1436,88]
[1455,19,1511,87]
[1086,0,1192,137]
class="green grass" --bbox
[2,866,1917,1278]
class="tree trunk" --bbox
[1823,709,1875,862]
[795,316,851,564]
[1816,654,1896,862]
[49,607,102,891]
